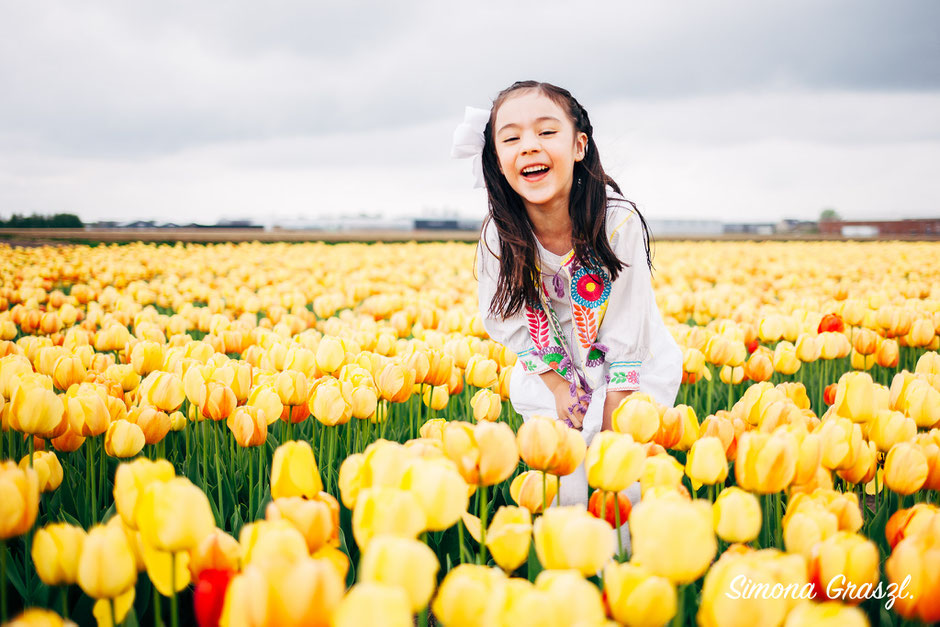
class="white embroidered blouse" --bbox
[476,191,683,423]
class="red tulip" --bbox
[194,568,235,627]
[745,339,759,354]
[818,313,845,334]
[588,489,632,529]
[823,383,838,406]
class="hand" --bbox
[539,370,586,430]
[602,389,632,431]
[551,381,587,430]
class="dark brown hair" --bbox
[480,80,653,319]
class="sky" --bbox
[1,0,938,226]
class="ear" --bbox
[574,132,588,161]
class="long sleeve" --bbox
[596,203,653,392]
[477,222,552,375]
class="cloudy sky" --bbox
[1,0,938,225]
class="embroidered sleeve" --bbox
[477,223,551,375]
[596,203,653,392]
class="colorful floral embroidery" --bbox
[572,303,598,349]
[525,303,551,349]
[585,346,605,367]
[608,360,641,390]
[571,265,610,308]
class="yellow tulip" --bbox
[470,388,500,421]
[77,522,137,599]
[247,383,282,426]
[517,415,586,475]
[509,470,558,514]
[611,395,661,443]
[685,436,729,488]
[203,381,237,421]
[713,487,761,543]
[673,404,700,451]
[377,362,415,403]
[884,442,928,495]
[229,405,268,447]
[533,570,607,626]
[104,364,141,393]
[432,564,507,627]
[603,561,677,626]
[901,378,940,428]
[264,556,345,627]
[18,451,63,492]
[832,371,880,423]
[697,548,808,627]
[265,497,334,553]
[868,408,917,452]
[104,419,146,458]
[630,495,716,584]
[113,457,175,529]
[239,519,308,567]
[141,539,192,596]
[315,335,345,374]
[809,531,879,604]
[816,416,863,471]
[744,351,774,383]
[360,535,439,612]
[331,583,412,627]
[130,340,164,376]
[127,405,171,445]
[875,338,900,368]
[31,522,86,586]
[418,417,447,441]
[640,453,685,495]
[308,377,352,426]
[485,506,532,572]
[10,382,66,438]
[772,341,801,375]
[533,506,615,576]
[139,371,185,412]
[270,440,323,499]
[352,487,426,549]
[52,354,86,390]
[795,333,821,363]
[584,431,645,493]
[442,420,519,486]
[783,601,870,627]
[349,384,378,419]
[783,500,839,559]
[188,528,240,580]
[399,456,469,531]
[5,607,80,626]
[464,354,498,388]
[136,477,215,553]
[885,526,940,624]
[836,440,877,486]
[66,387,111,437]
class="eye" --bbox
[539,130,557,136]
[501,136,519,143]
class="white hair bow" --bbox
[450,106,490,189]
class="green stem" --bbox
[214,422,223,523]
[60,586,69,619]
[600,490,607,524]
[99,435,107,513]
[87,439,97,524]
[671,582,686,626]
[28,435,34,467]
[153,580,162,627]
[1,540,7,623]
[457,516,466,565]
[248,446,254,519]
[171,552,179,627]
[201,420,208,494]
[479,483,489,565]
[110,597,117,627]
[774,491,784,549]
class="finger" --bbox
[568,410,583,429]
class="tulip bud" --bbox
[712,487,761,543]
[352,487,427,550]
[18,451,63,492]
[534,506,615,576]
[271,440,323,500]
[685,436,729,489]
[630,495,717,584]
[10,382,66,438]
[432,564,507,627]
[809,531,880,604]
[229,406,267,447]
[473,506,528,574]
[127,406,171,445]
[400,457,469,531]
[332,583,412,627]
[795,333,821,363]
[735,431,797,494]
[884,442,928,495]
[772,341,801,375]
[137,477,215,553]
[603,561,677,626]
[377,362,415,403]
[189,528,240,580]
[465,355,498,389]
[31,522,86,586]
[113,457,175,529]
[584,431,645,493]
[587,489,632,529]
[612,395,661,443]
[470,388,500,422]
[140,371,185,412]
[265,496,335,553]
[0,461,40,540]
[105,419,145,458]
[744,351,773,382]
[77,522,137,599]
[308,377,352,427]
[442,421,519,486]
[509,470,558,514]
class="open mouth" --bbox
[520,164,550,180]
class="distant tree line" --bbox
[0,213,83,228]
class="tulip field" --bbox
[1,238,940,626]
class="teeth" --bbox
[522,165,548,175]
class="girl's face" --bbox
[493,91,587,214]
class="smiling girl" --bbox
[455,80,682,506]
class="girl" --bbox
[454,80,682,507]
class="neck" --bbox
[525,197,572,249]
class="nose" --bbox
[519,130,541,155]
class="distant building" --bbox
[723,222,776,235]
[818,219,940,237]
